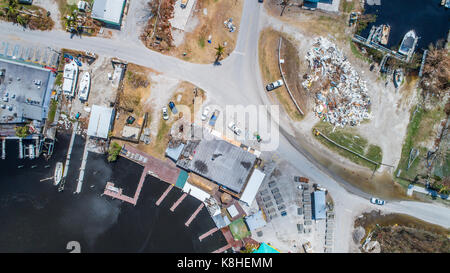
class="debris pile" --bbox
[303,37,371,127]
[224,18,236,32]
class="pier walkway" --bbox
[103,144,181,206]
[212,244,232,253]
[170,192,187,212]
[185,203,204,227]
[75,140,89,194]
[352,35,410,62]
[199,227,218,241]
[156,184,174,206]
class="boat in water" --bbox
[380,24,390,45]
[78,72,90,101]
[54,162,63,186]
[398,30,418,56]
[62,60,79,97]
[393,69,403,88]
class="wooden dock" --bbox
[199,227,218,241]
[156,184,173,206]
[185,203,204,227]
[212,244,232,253]
[170,192,187,212]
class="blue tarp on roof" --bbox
[253,243,279,253]
[313,191,326,220]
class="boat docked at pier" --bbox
[54,162,63,186]
[398,30,418,56]
[62,60,79,97]
[78,72,90,101]
[380,25,390,45]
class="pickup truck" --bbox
[294,176,309,183]
[266,79,283,91]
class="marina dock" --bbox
[185,203,204,227]
[352,34,409,62]
[75,140,89,194]
[199,227,218,241]
[212,244,232,253]
[156,184,173,206]
[170,192,187,212]
[1,139,5,160]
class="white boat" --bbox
[393,69,403,88]
[78,72,90,101]
[398,30,418,56]
[62,61,79,97]
[54,162,63,186]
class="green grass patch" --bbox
[395,105,447,182]
[340,0,355,13]
[229,218,251,240]
[107,142,122,162]
[314,121,383,169]
[47,99,58,123]
[350,39,371,63]
[198,36,205,48]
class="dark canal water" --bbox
[361,0,450,50]
[0,133,226,252]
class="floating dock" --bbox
[185,203,205,227]
[170,192,187,212]
[199,227,218,241]
[156,184,173,206]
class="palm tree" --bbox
[16,14,26,26]
[280,0,291,17]
[6,0,19,20]
[214,44,225,64]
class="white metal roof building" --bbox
[87,105,114,139]
[240,169,266,206]
[91,0,127,27]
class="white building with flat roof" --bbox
[91,0,127,28]
[87,105,114,139]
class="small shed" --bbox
[244,210,267,231]
[312,190,326,220]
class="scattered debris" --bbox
[224,18,236,33]
[304,37,372,128]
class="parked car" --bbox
[294,176,309,183]
[168,101,178,114]
[209,110,220,126]
[370,197,385,205]
[228,122,242,136]
[280,211,287,217]
[258,0,263,3]
[162,107,169,120]
[201,106,210,121]
[266,79,283,91]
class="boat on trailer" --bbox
[78,72,90,101]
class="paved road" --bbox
[0,1,448,252]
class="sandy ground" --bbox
[260,10,416,174]
[151,0,244,63]
[33,0,63,31]
[69,56,120,126]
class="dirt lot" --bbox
[141,0,244,64]
[258,28,304,121]
[354,210,450,253]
